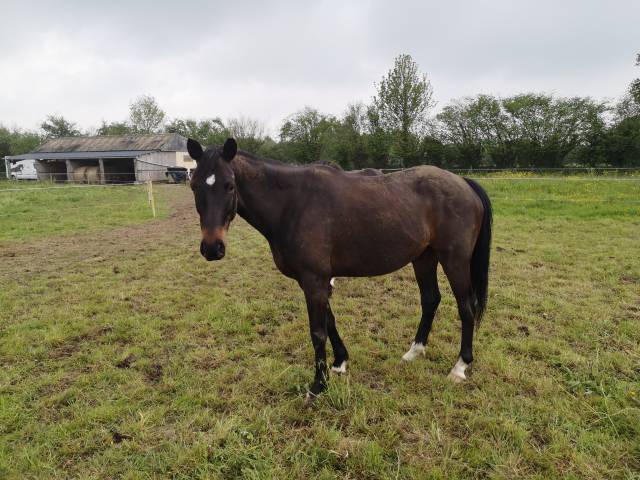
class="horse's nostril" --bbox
[199,239,225,261]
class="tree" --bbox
[97,121,133,136]
[227,117,267,154]
[435,93,608,168]
[1,125,42,176]
[253,136,289,162]
[365,104,393,168]
[606,53,640,166]
[9,129,41,155]
[615,53,640,120]
[330,103,370,169]
[370,54,435,166]
[436,99,485,168]
[605,116,640,166]
[372,54,435,136]
[279,107,338,163]
[165,118,227,146]
[40,115,80,138]
[129,95,166,133]
[632,53,640,105]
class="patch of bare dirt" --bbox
[144,363,163,383]
[110,429,133,443]
[0,188,197,279]
[115,353,136,369]
[49,325,113,359]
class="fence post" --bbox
[147,179,156,218]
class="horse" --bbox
[187,138,492,400]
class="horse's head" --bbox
[187,137,238,261]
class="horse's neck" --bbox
[232,155,288,240]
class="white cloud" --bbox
[0,0,637,135]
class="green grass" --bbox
[0,181,174,243]
[0,177,639,478]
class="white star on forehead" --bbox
[205,174,216,186]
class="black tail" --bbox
[464,178,492,328]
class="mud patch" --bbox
[49,325,113,359]
[115,353,136,369]
[145,363,163,383]
[111,429,132,444]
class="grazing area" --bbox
[0,181,170,243]
[0,177,638,478]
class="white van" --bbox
[7,159,38,180]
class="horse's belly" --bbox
[331,223,428,277]
[334,255,416,277]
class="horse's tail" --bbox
[463,178,492,329]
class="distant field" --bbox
[0,181,176,243]
[0,177,638,478]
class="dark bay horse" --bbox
[188,138,492,399]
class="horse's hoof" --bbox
[304,391,316,405]
[401,342,425,362]
[447,371,466,383]
[304,380,327,404]
[447,357,469,383]
[331,360,347,374]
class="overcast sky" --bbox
[1,0,638,135]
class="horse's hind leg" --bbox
[327,303,349,373]
[440,252,475,382]
[402,249,440,361]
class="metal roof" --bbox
[36,133,186,153]
[5,150,157,161]
[4,133,187,161]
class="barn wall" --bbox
[134,152,178,182]
[174,151,194,169]
[35,160,67,182]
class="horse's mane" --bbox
[236,149,288,166]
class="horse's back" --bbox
[305,164,479,213]
[289,165,479,275]
[335,164,483,253]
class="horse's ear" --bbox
[222,138,237,162]
[187,138,203,162]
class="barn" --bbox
[3,133,193,183]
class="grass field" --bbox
[0,177,639,479]
[0,181,168,242]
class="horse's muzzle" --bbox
[200,239,225,261]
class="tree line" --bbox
[2,54,639,173]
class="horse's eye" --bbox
[225,182,234,193]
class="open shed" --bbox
[4,133,192,183]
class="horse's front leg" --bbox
[301,275,330,400]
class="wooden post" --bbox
[147,179,156,218]
[98,158,105,184]
[65,159,73,183]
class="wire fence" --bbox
[1,168,191,185]
[381,166,640,176]
[3,165,640,180]
[0,182,143,192]
[0,167,638,229]
[449,166,640,173]
[465,177,640,182]
[0,181,163,225]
